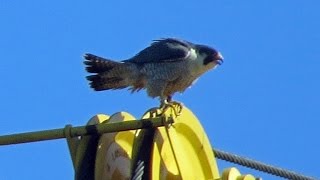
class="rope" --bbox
[214,148,316,180]
[164,123,182,177]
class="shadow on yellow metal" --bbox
[143,105,220,180]
[69,105,257,180]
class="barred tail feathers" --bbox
[84,53,135,91]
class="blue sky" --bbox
[0,1,319,179]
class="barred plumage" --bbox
[84,38,223,103]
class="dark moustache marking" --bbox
[203,54,216,65]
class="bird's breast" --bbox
[140,61,190,80]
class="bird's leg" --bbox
[147,96,169,118]
[159,95,183,116]
[160,97,168,108]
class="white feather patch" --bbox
[189,48,198,60]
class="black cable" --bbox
[214,148,316,180]
[131,128,156,180]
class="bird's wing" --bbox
[125,38,194,64]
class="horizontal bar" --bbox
[0,117,166,146]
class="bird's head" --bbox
[195,45,223,68]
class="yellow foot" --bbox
[160,101,184,117]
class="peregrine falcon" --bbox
[84,38,223,107]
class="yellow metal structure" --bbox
[69,105,257,179]
[143,106,220,180]
[95,112,136,180]
[221,168,256,180]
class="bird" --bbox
[84,38,223,112]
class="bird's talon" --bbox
[172,101,184,114]
[159,101,183,117]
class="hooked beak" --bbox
[215,52,224,65]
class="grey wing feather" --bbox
[125,38,193,64]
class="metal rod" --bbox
[0,117,164,146]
